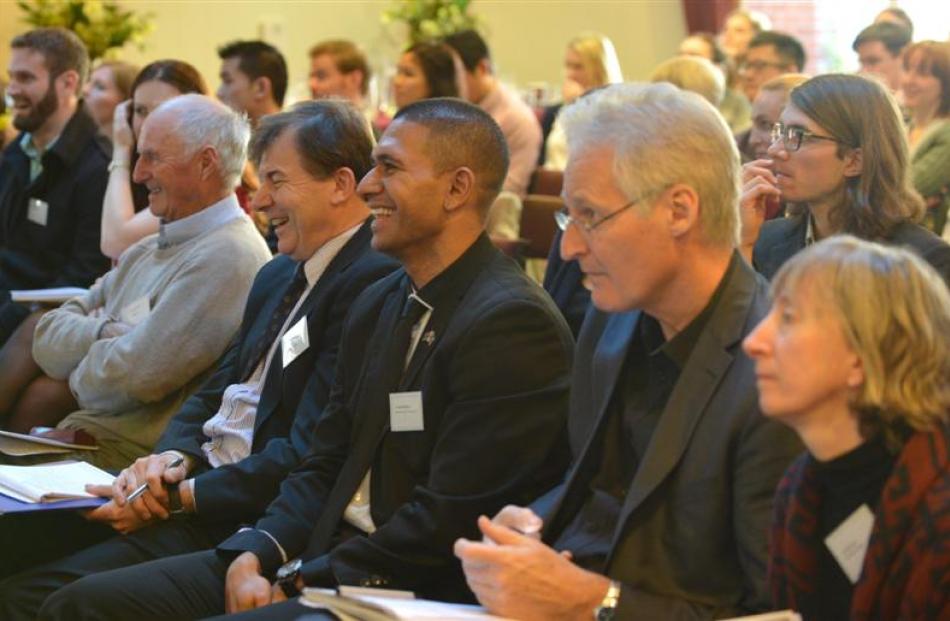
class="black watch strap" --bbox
[167,483,185,515]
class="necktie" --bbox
[241,265,308,381]
[385,289,430,389]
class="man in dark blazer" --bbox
[36,99,573,620]
[456,83,802,620]
[0,101,397,619]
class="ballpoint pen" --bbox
[125,456,184,503]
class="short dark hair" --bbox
[443,30,490,73]
[250,100,374,182]
[11,27,89,83]
[405,42,459,100]
[394,98,509,214]
[132,60,208,97]
[749,31,806,71]
[218,40,289,106]
[852,22,912,57]
[876,7,913,37]
[309,39,371,96]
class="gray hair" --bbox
[560,82,740,248]
[150,94,249,189]
[650,56,726,106]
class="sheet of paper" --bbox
[389,391,424,432]
[0,461,114,503]
[281,316,310,368]
[27,198,48,226]
[0,430,99,456]
[825,504,875,584]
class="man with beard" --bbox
[0,28,111,347]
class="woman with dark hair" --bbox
[903,41,950,235]
[743,235,950,620]
[392,42,461,110]
[101,60,208,260]
[740,73,950,283]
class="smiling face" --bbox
[132,111,204,221]
[559,146,676,314]
[253,128,340,261]
[743,280,863,425]
[6,48,60,133]
[357,119,450,262]
[216,57,255,115]
[83,65,123,131]
[131,79,182,140]
[902,50,943,114]
[393,52,429,110]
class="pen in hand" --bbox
[125,456,184,503]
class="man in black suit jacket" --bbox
[0,101,397,619]
[456,83,802,620]
[37,99,573,620]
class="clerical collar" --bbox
[158,193,245,248]
[406,234,497,311]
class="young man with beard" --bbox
[0,28,111,346]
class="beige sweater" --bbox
[33,200,271,468]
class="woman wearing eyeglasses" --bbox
[738,73,950,284]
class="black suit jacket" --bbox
[155,221,397,525]
[219,235,574,600]
[753,214,950,284]
[542,256,802,619]
[542,229,590,338]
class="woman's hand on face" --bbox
[111,100,135,152]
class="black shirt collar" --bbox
[404,233,497,310]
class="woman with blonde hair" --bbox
[743,235,950,620]
[82,60,138,141]
[741,74,950,283]
[541,32,622,170]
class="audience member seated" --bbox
[82,60,137,142]
[718,8,771,64]
[308,39,374,124]
[852,21,911,97]
[0,100,398,616]
[541,32,623,170]
[744,236,950,621]
[743,74,950,283]
[874,6,914,36]
[216,40,287,126]
[0,79,16,148]
[903,41,950,235]
[679,31,751,132]
[0,28,111,348]
[32,98,574,621]
[392,41,462,110]
[738,73,809,163]
[455,82,801,620]
[651,55,725,107]
[99,59,208,261]
[5,94,271,468]
[739,31,805,104]
[541,229,590,338]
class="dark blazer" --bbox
[155,221,397,525]
[219,235,574,601]
[542,229,590,338]
[542,256,802,619]
[753,214,950,284]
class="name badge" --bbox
[389,391,424,432]
[824,503,875,584]
[281,316,310,368]
[27,198,49,226]
[120,296,151,326]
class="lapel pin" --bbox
[422,330,435,346]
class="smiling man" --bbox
[0,100,397,620]
[33,98,574,621]
[0,27,111,347]
[216,40,287,126]
[454,83,801,620]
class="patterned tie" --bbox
[241,265,308,381]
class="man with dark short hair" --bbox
[308,40,370,108]
[739,31,806,102]
[852,22,911,94]
[217,40,288,125]
[36,99,574,620]
[0,27,110,346]
[0,100,397,620]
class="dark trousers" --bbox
[0,514,233,620]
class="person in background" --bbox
[739,73,810,163]
[903,41,950,235]
[392,42,462,110]
[852,21,912,96]
[82,60,138,142]
[743,236,950,621]
[651,55,725,107]
[99,60,208,261]
[0,79,17,149]
[739,31,806,103]
[217,40,287,127]
[541,32,623,170]
[679,31,751,132]
[719,8,771,64]
[875,5,914,37]
[308,39,371,110]
[741,74,950,283]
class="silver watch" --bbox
[593,580,621,621]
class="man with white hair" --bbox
[455,83,801,619]
[28,94,271,469]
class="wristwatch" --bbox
[593,580,621,621]
[167,483,186,515]
[275,558,303,598]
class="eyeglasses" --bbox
[770,122,844,152]
[554,198,641,233]
[739,60,786,73]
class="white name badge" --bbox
[120,295,151,325]
[824,503,875,584]
[27,198,49,226]
[281,316,310,368]
[389,391,424,432]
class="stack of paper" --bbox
[0,461,114,503]
[300,587,514,621]
[0,430,98,456]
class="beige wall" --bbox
[2,0,685,102]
